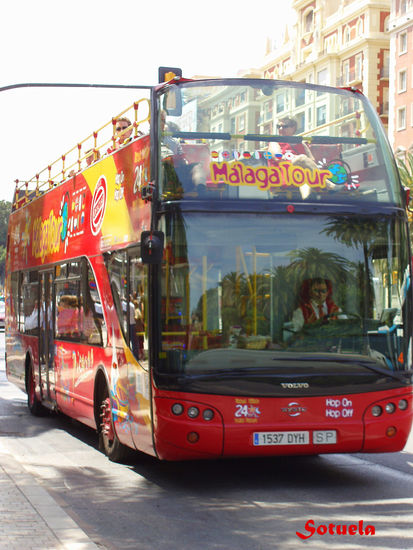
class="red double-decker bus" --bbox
[5,71,413,461]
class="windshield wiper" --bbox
[179,367,278,381]
[271,355,411,383]
[178,356,412,384]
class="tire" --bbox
[27,364,44,416]
[98,386,131,462]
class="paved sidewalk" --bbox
[0,452,101,550]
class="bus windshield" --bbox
[158,80,400,205]
[157,210,411,394]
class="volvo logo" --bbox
[281,382,309,389]
[281,402,307,417]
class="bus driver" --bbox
[292,277,343,331]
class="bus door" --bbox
[39,270,55,402]
[106,248,152,453]
[128,252,152,452]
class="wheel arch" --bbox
[93,365,109,430]
[24,350,34,394]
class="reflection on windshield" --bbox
[159,81,399,205]
[159,212,410,379]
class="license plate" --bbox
[313,430,337,444]
[253,431,309,446]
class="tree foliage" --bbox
[397,153,413,191]
[0,201,12,288]
[397,153,413,229]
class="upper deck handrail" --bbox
[12,97,150,211]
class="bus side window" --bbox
[56,294,81,338]
[10,272,19,329]
[82,263,106,346]
[105,250,128,338]
[23,274,39,335]
[129,256,147,361]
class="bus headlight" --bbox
[385,402,396,414]
[187,406,199,418]
[171,403,184,416]
[371,405,382,417]
[203,409,214,421]
[398,399,408,411]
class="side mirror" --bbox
[158,66,182,83]
[162,85,182,117]
[140,231,164,264]
[158,67,183,117]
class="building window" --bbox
[317,68,328,86]
[276,92,285,113]
[343,60,350,83]
[238,113,246,132]
[264,100,273,121]
[397,106,406,130]
[400,31,408,54]
[399,69,407,92]
[344,25,350,44]
[295,87,305,107]
[355,54,363,80]
[296,112,305,133]
[304,9,313,33]
[317,105,327,126]
[381,87,389,115]
[381,51,390,79]
[317,69,328,96]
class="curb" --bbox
[0,452,101,550]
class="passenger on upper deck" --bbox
[160,110,208,198]
[107,117,133,154]
[270,116,315,163]
[269,116,337,198]
[277,117,310,157]
[85,149,101,167]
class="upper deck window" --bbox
[158,80,400,206]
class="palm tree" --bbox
[397,153,413,233]
[286,247,350,286]
[267,265,297,339]
[397,152,413,192]
[322,216,387,318]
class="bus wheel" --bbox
[98,388,130,462]
[27,364,43,416]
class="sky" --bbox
[0,0,295,203]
